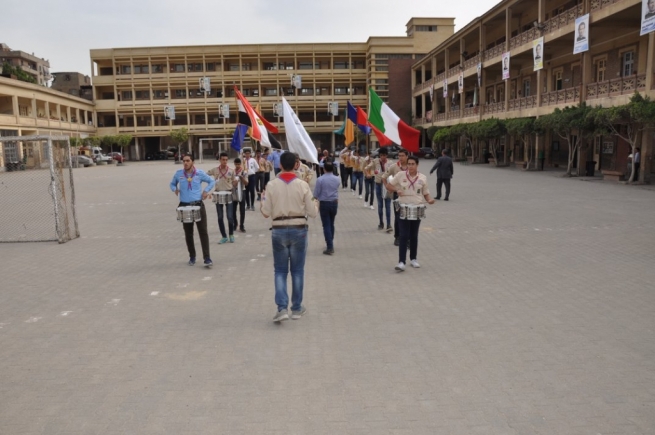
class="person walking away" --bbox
[384,156,435,271]
[170,153,215,267]
[232,158,249,233]
[313,161,340,255]
[268,149,282,176]
[430,149,454,200]
[351,150,364,198]
[243,149,259,210]
[366,147,392,231]
[207,152,236,244]
[260,152,318,322]
[363,152,375,209]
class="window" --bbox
[173,64,185,72]
[300,88,314,95]
[523,79,531,97]
[263,62,277,70]
[153,90,167,99]
[3,142,18,162]
[299,62,314,70]
[42,143,50,161]
[265,88,277,96]
[152,64,164,73]
[19,105,29,116]
[595,58,607,82]
[174,89,187,98]
[334,87,349,95]
[135,90,150,100]
[120,65,131,74]
[622,51,634,77]
[134,65,148,74]
[121,91,133,100]
[242,63,251,71]
[206,62,216,71]
[416,25,437,32]
[334,61,349,69]
[554,70,563,91]
[229,64,240,71]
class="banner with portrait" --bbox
[477,63,482,87]
[443,79,448,99]
[502,52,511,80]
[458,73,464,94]
[641,0,655,35]
[573,14,590,54]
[533,37,544,71]
[164,106,175,121]
[429,84,434,102]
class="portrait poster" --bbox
[533,37,544,71]
[573,14,590,54]
[458,73,464,94]
[164,106,175,121]
[502,52,511,80]
[641,0,655,35]
[477,62,482,87]
[443,79,448,99]
[429,84,434,102]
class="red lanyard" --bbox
[406,171,419,191]
[184,167,196,190]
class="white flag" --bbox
[282,98,318,164]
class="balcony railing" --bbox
[540,87,581,106]
[543,4,584,33]
[448,65,461,77]
[435,72,445,84]
[483,45,505,62]
[586,74,646,99]
[508,95,538,111]
[590,0,625,12]
[509,28,540,50]
[435,112,446,121]
[447,108,461,119]
[463,106,479,117]
[463,55,481,71]
[482,101,506,115]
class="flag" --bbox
[344,115,355,146]
[333,109,347,135]
[282,98,319,164]
[235,87,281,149]
[347,101,371,134]
[355,105,393,147]
[230,124,248,153]
[368,87,420,152]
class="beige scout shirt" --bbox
[342,150,352,168]
[257,156,268,173]
[261,175,318,226]
[389,171,430,205]
[294,163,313,184]
[207,165,236,192]
[381,160,405,180]
[365,157,391,183]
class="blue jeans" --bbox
[272,227,308,312]
[375,183,392,227]
[215,202,234,237]
[319,201,338,250]
[351,171,363,195]
[364,178,375,205]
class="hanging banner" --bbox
[164,106,175,121]
[328,102,339,116]
[458,73,464,94]
[219,103,229,118]
[533,37,544,71]
[291,74,302,89]
[429,84,434,102]
[573,14,590,54]
[641,0,655,35]
[443,79,448,99]
[502,52,511,80]
[199,77,211,93]
[477,63,482,87]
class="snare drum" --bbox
[398,204,427,220]
[176,206,202,223]
[212,191,233,204]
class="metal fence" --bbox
[0,135,79,243]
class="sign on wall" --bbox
[533,37,544,71]
[641,0,655,35]
[502,52,511,80]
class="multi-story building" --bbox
[0,43,51,86]
[411,0,655,181]
[51,72,93,101]
[89,17,454,159]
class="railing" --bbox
[508,95,538,111]
[435,72,445,83]
[482,101,506,115]
[586,74,646,99]
[447,109,461,120]
[590,0,625,12]
[483,45,505,62]
[463,55,481,71]
[435,113,446,121]
[540,87,581,106]
[463,106,479,117]
[448,65,461,77]
[509,28,540,50]
[543,4,584,33]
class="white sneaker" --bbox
[363,203,369,208]
[410,259,421,268]
[370,205,375,210]
[395,262,406,271]
[358,195,363,199]
[352,191,356,196]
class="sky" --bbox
[3,0,499,77]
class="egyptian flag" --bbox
[235,87,281,149]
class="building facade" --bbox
[51,72,93,101]
[1,43,51,86]
[411,0,655,181]
[89,18,454,159]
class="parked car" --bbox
[107,152,124,163]
[166,146,178,158]
[145,151,167,160]
[415,147,436,159]
[72,155,94,167]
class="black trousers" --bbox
[398,218,421,264]
[634,162,640,181]
[393,193,399,238]
[264,172,271,186]
[255,172,265,195]
[339,164,349,188]
[180,201,210,260]
[245,174,256,207]
[233,198,246,228]
[215,203,234,237]
[436,178,451,199]
[364,177,375,205]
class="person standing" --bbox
[384,156,435,271]
[170,153,215,267]
[363,152,375,209]
[430,149,454,201]
[262,149,273,187]
[366,147,393,232]
[232,157,249,233]
[294,155,314,185]
[342,147,353,191]
[242,149,259,210]
[382,149,409,246]
[260,152,318,322]
[634,147,641,181]
[207,152,236,244]
[351,150,364,198]
[268,148,282,176]
[313,161,340,255]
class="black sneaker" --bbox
[377,224,384,230]
[204,258,213,268]
[394,238,400,246]
[239,226,246,233]
[188,257,196,266]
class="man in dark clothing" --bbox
[430,149,454,201]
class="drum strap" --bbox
[273,216,307,221]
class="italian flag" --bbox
[368,87,420,152]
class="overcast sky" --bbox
[3,0,499,76]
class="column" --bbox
[505,7,512,112]
[444,49,450,117]
[12,95,19,123]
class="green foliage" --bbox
[426,126,439,141]
[1,62,37,84]
[433,127,454,144]
[101,135,117,148]
[68,137,83,147]
[505,117,536,138]
[536,103,597,141]
[116,134,133,149]
[84,136,101,148]
[469,118,506,141]
[169,128,189,145]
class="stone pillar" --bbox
[505,7,512,112]
[12,95,19,123]
[645,32,654,91]
[444,49,450,116]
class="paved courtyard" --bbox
[1,159,654,435]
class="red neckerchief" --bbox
[380,159,386,172]
[218,165,229,179]
[406,170,419,190]
[278,172,297,184]
[184,167,196,190]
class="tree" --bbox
[505,117,537,169]
[116,134,133,153]
[450,123,474,161]
[426,126,440,147]
[535,103,597,176]
[1,62,37,84]
[592,93,655,183]
[68,137,83,148]
[169,128,189,159]
[469,118,507,166]
[101,135,117,153]
[83,136,101,148]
